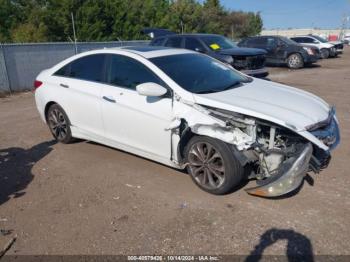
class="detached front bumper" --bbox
[304,55,319,64]
[335,49,343,54]
[245,143,313,197]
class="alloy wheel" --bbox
[288,54,301,68]
[48,109,68,140]
[188,142,226,190]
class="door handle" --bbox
[60,83,69,88]
[103,96,116,103]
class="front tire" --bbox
[46,104,74,144]
[184,136,244,195]
[287,53,304,69]
[320,48,330,59]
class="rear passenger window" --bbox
[267,37,277,48]
[304,37,315,43]
[69,55,105,81]
[165,37,182,48]
[54,54,105,82]
[253,37,268,46]
[106,55,163,90]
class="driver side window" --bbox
[106,55,163,90]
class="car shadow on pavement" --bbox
[0,140,56,206]
[245,228,314,262]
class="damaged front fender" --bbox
[167,98,256,151]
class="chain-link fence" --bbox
[0,41,149,94]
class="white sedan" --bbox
[34,46,340,197]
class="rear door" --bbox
[100,54,173,158]
[249,37,275,61]
[265,37,279,61]
[51,54,106,138]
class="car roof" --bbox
[255,35,278,38]
[156,33,222,38]
[109,45,194,58]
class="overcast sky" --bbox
[218,0,350,29]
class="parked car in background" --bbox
[34,46,340,197]
[290,35,341,58]
[343,34,350,45]
[238,36,319,69]
[150,33,269,78]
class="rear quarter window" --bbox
[54,64,70,77]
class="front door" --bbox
[101,54,173,159]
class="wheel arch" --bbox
[175,119,249,167]
[44,101,58,121]
[286,52,304,61]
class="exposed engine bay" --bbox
[170,98,339,197]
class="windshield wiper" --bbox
[196,81,242,94]
[196,90,221,94]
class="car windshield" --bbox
[200,35,237,51]
[150,53,251,94]
[311,35,328,43]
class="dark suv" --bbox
[238,36,320,69]
[150,34,269,78]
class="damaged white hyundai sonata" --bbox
[34,46,340,197]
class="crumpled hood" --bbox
[218,47,267,56]
[192,79,330,131]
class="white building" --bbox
[261,28,345,39]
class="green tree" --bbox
[247,12,263,36]
[0,0,264,43]
[163,0,203,33]
[11,22,48,42]
[200,0,225,34]
[223,11,263,39]
[0,0,21,42]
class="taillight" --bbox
[34,80,43,90]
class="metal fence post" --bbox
[0,43,11,94]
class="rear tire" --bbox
[287,53,304,69]
[46,104,74,144]
[320,48,330,59]
[184,136,244,195]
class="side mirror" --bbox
[136,82,168,97]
